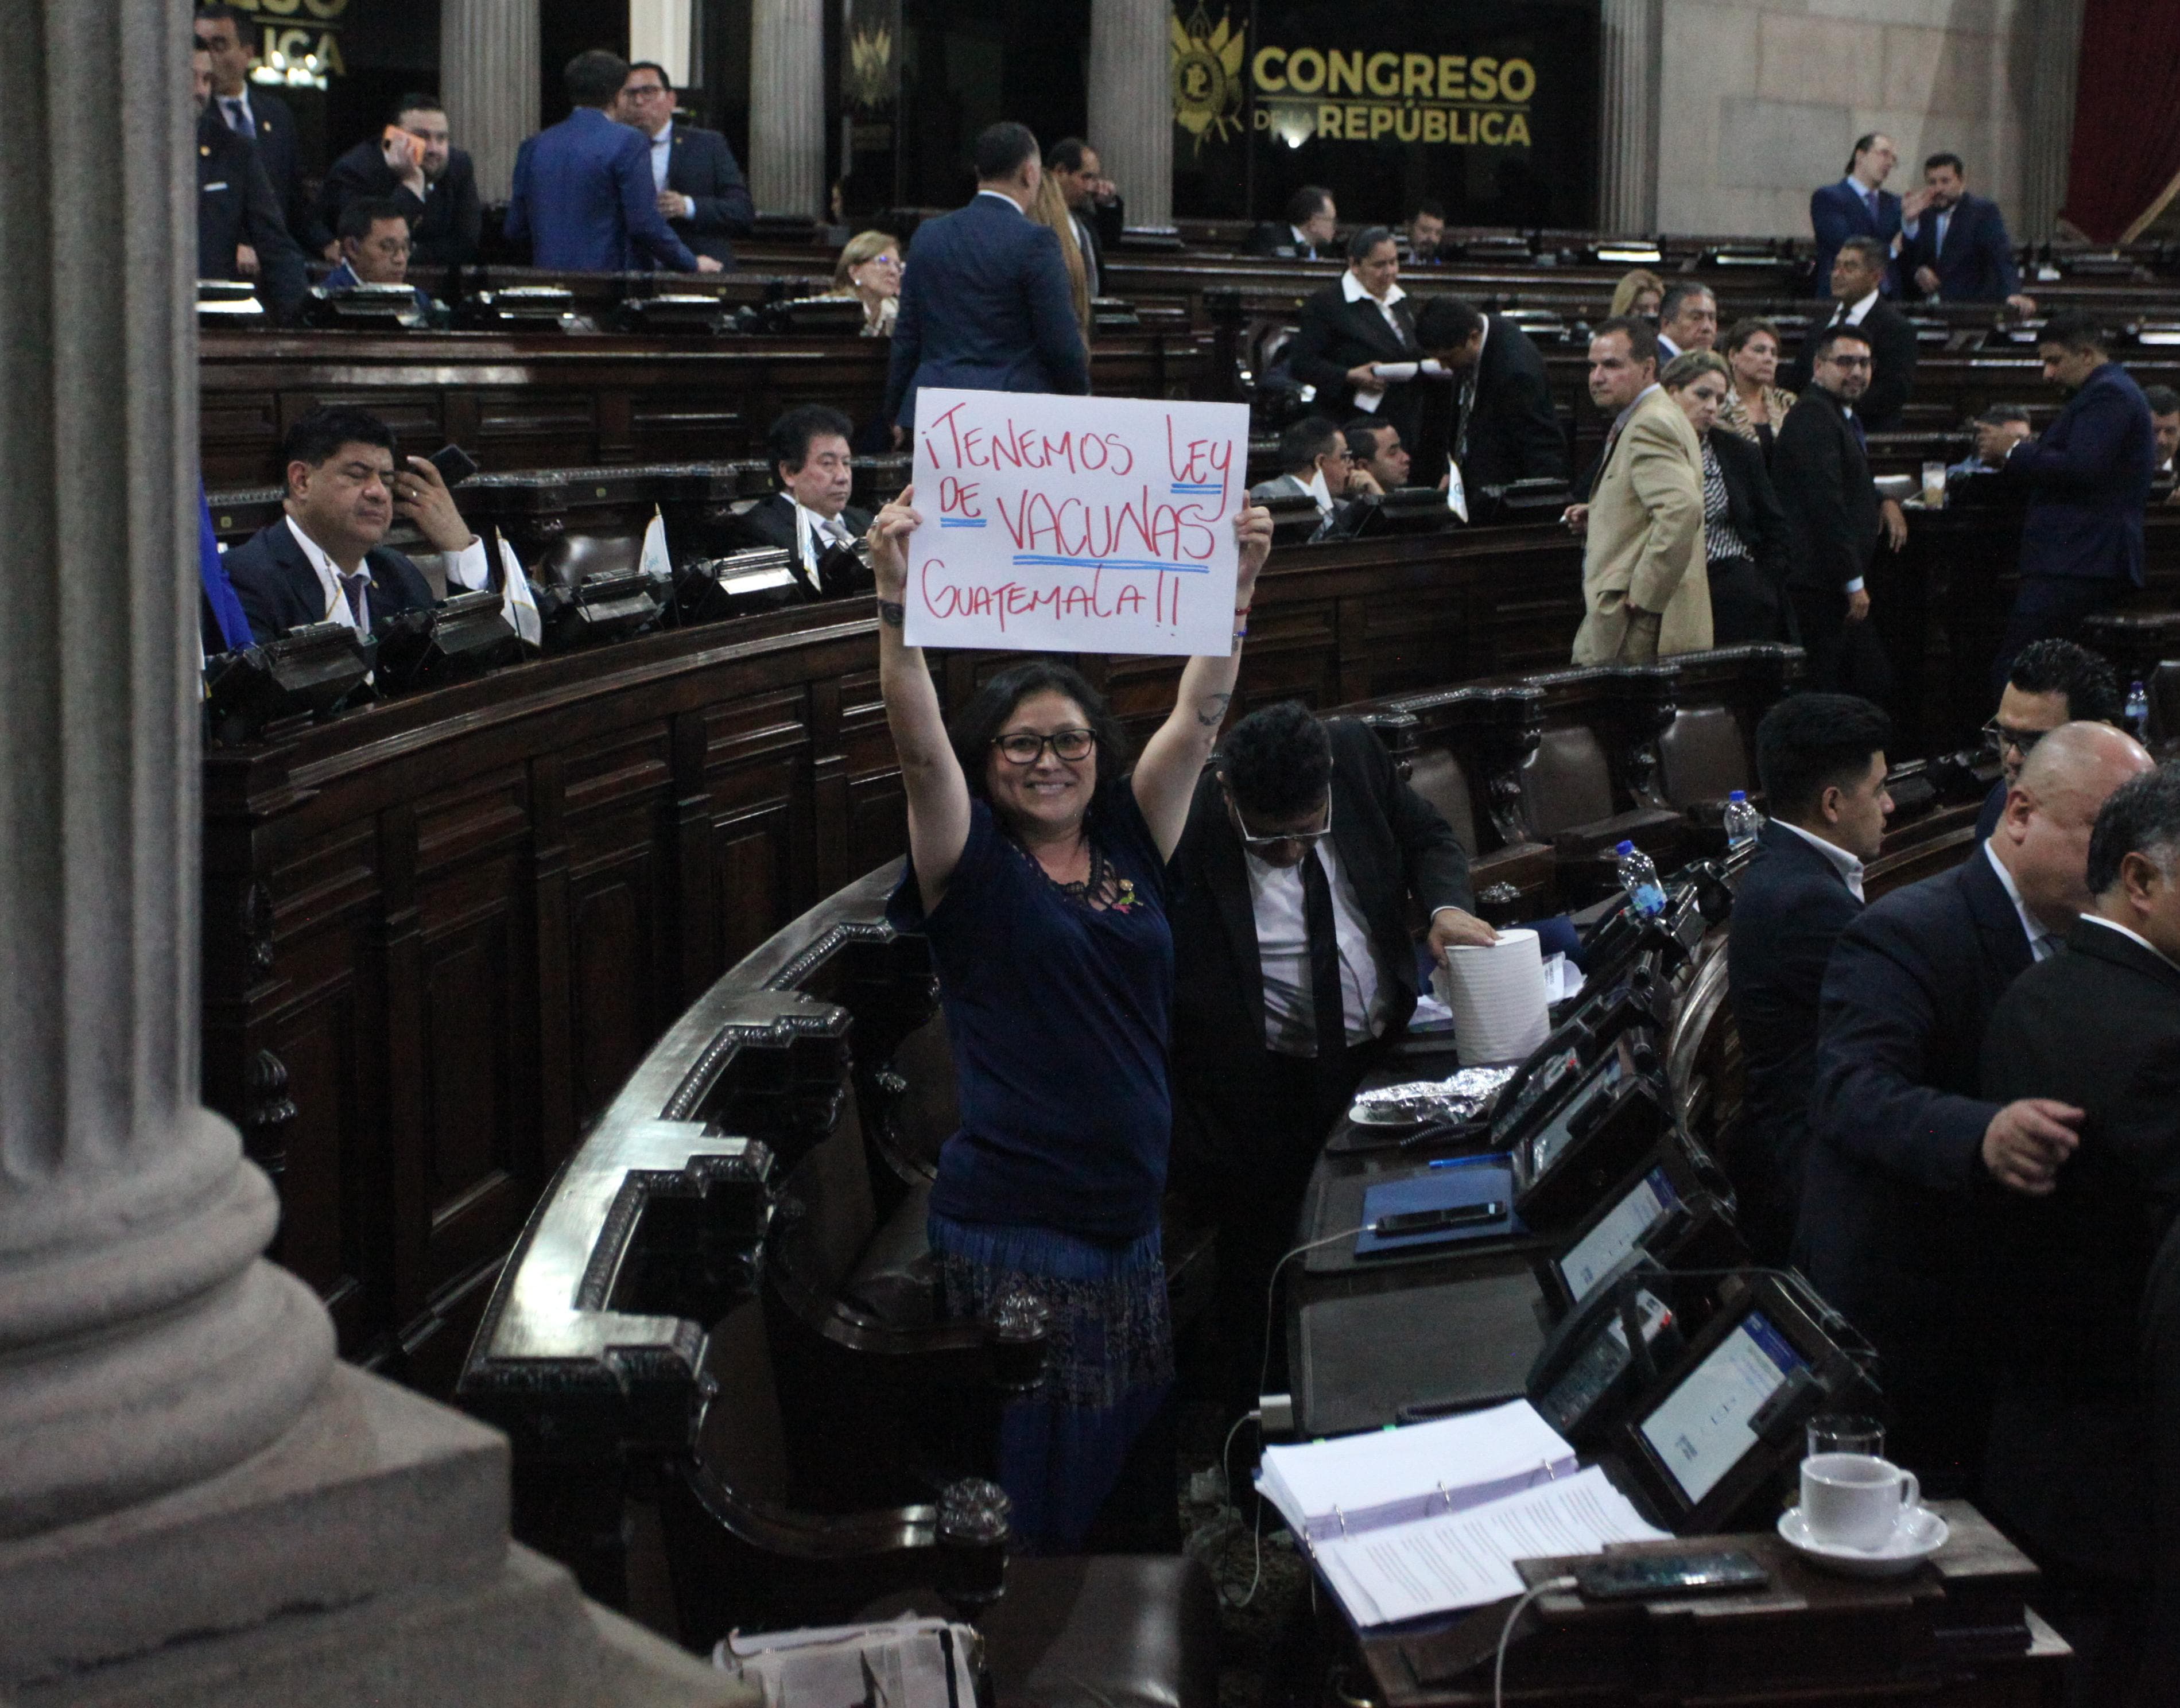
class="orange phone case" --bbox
[382,126,421,170]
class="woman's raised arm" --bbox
[1131,504,1273,860]
[871,488,973,912]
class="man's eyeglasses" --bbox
[993,728,1096,765]
[1824,354,1874,369]
[1225,790,1333,851]
[1983,718,2049,756]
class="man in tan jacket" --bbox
[1568,316,1710,663]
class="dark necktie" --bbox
[1301,848,1347,1064]
[341,570,370,627]
[1864,187,1879,224]
[224,98,249,136]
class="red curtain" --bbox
[2063,0,2180,242]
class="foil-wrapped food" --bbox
[1348,1065,1519,1128]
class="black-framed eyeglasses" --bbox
[1982,718,2049,757]
[1224,787,1333,851]
[993,728,1096,765]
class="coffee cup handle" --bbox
[1898,1470,1919,1511]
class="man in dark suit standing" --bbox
[1801,721,2152,1488]
[882,123,1090,437]
[1772,325,1890,696]
[1898,153,2035,312]
[193,45,306,319]
[615,62,755,267]
[195,5,331,258]
[1166,702,1489,1408]
[1726,694,1895,1264]
[1989,310,2159,686]
[730,406,873,600]
[1809,132,1902,300]
[1287,228,1428,459]
[1417,295,1568,491]
[1973,640,2123,840]
[1245,185,1337,259]
[1980,764,2180,1701]
[1790,238,1918,430]
[222,406,494,645]
[316,95,483,270]
[505,51,719,275]
[1046,138,1108,300]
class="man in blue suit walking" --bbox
[505,51,719,275]
[1992,310,2159,686]
[882,122,1092,438]
[1809,133,1902,298]
[1898,153,2035,311]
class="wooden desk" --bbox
[1358,1501,2062,1706]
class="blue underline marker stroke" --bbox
[1011,555,1211,573]
[940,518,987,527]
[1170,482,1225,493]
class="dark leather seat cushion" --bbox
[839,1178,940,1327]
[1549,805,1684,859]
[859,1555,1220,1708]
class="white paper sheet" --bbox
[1313,1468,1669,1627]
[904,388,1248,657]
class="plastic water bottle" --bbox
[2127,680,2150,743]
[1615,840,1669,919]
[1722,790,1763,853]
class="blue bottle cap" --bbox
[1728,790,1747,802]
[1615,840,1636,856]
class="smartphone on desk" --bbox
[1574,1550,1768,1601]
[1371,1201,1506,1239]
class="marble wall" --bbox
[1648,0,2075,242]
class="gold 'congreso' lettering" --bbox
[1247,49,1535,147]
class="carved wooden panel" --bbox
[266,983,367,1338]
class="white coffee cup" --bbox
[1800,1451,1919,1550]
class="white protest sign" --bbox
[903,389,1250,657]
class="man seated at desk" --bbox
[222,405,491,645]
[1946,405,2032,482]
[1974,640,2124,840]
[321,197,435,317]
[730,405,871,599]
[1167,701,1494,1412]
[1250,416,1364,538]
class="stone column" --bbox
[749,0,827,216]
[1598,0,1660,234]
[443,0,541,203]
[0,0,333,1543]
[2018,0,2085,242]
[1089,0,1173,232]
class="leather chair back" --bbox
[533,530,642,597]
[1406,747,1477,855]
[695,1299,792,1505]
[1658,705,1752,805]
[1519,725,1616,839]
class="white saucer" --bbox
[1776,1505,1949,1577]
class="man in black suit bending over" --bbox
[1726,694,1895,1265]
[615,62,756,267]
[1790,236,1918,432]
[1973,640,2123,840]
[731,405,872,599]
[1417,295,1568,494]
[1801,721,2152,1489]
[1980,764,2180,1700]
[1168,702,1494,1410]
[222,406,492,645]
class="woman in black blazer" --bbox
[1662,351,1793,645]
[1285,226,1426,453]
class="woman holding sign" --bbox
[872,484,1272,1552]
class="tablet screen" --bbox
[1557,1165,1679,1301]
[1637,1310,1807,1504]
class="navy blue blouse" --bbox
[888,782,1175,1240]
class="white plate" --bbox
[1776,1504,1949,1577]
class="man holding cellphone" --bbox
[317,95,484,269]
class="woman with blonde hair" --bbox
[1661,350,1790,643]
[1716,317,1797,459]
[1609,267,1664,319]
[831,230,903,336]
[1030,171,1093,344]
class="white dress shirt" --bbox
[283,515,490,632]
[1772,818,1868,902]
[1984,840,2062,961]
[1301,466,1335,518]
[792,500,856,586]
[1833,288,1880,327]
[220,90,257,137]
[1247,839,1386,1054]
[2081,913,2180,973]
[649,126,693,218]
